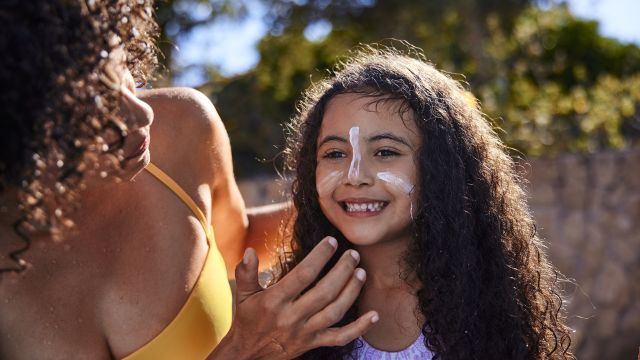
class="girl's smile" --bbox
[339,198,389,217]
[315,93,421,247]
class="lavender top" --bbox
[351,333,434,360]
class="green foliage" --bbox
[158,1,640,177]
[481,6,640,155]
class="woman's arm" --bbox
[188,88,290,273]
[244,202,293,271]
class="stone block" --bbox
[608,230,639,266]
[593,307,619,338]
[620,303,640,333]
[558,155,588,209]
[602,182,630,212]
[528,183,557,207]
[621,151,640,185]
[591,262,629,306]
[577,338,603,360]
[559,211,585,249]
[593,151,618,188]
[531,206,559,240]
[526,157,558,205]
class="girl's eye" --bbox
[375,149,400,157]
[323,150,347,159]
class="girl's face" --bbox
[315,93,421,248]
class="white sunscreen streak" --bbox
[348,127,361,181]
[317,171,343,196]
[376,171,414,195]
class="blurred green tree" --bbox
[156,1,640,177]
[481,6,640,155]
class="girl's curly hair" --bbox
[0,0,158,272]
[280,44,573,359]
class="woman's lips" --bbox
[124,134,150,160]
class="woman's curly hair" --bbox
[280,45,574,359]
[0,0,158,272]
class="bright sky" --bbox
[173,0,640,86]
[568,0,639,43]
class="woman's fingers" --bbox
[227,239,377,359]
[311,310,379,348]
[272,237,339,301]
[291,249,361,317]
[304,267,367,331]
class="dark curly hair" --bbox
[280,45,573,359]
[0,0,158,272]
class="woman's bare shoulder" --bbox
[138,87,231,191]
[139,87,225,161]
[138,87,222,131]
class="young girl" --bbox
[279,46,573,359]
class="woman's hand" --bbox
[210,237,378,359]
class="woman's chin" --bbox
[121,149,150,180]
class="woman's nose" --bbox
[121,85,154,130]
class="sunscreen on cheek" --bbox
[317,171,344,196]
[347,127,361,181]
[376,171,415,195]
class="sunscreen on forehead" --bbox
[376,171,414,195]
[317,170,343,196]
[348,127,361,181]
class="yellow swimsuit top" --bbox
[122,163,233,360]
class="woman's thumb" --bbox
[234,247,262,303]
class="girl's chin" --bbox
[338,231,383,247]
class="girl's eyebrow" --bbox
[318,133,414,149]
[318,135,347,147]
[368,132,413,149]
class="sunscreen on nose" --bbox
[376,171,414,195]
[348,127,361,182]
[317,170,343,196]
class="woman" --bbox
[0,1,377,359]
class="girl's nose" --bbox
[345,155,374,186]
[345,126,373,186]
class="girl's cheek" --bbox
[316,170,344,197]
[376,171,415,195]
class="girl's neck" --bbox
[354,236,424,352]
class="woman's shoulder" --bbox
[138,87,229,184]
[138,87,223,140]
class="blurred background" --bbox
[152,0,639,358]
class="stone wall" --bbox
[238,149,640,359]
[525,149,640,360]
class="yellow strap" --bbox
[145,163,211,241]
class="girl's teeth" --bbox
[345,202,385,212]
